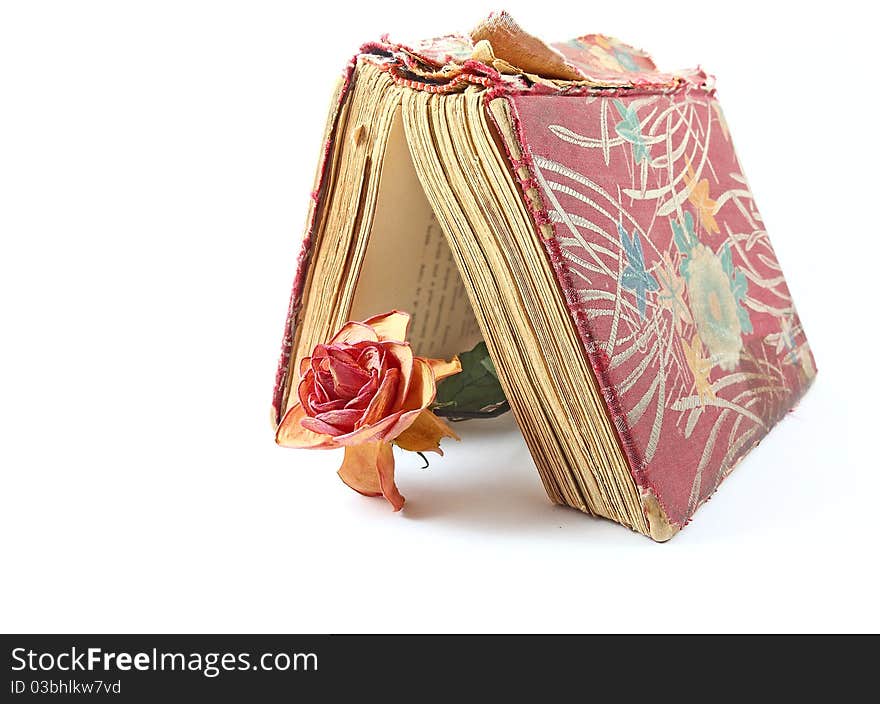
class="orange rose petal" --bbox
[338,441,404,510]
[362,310,411,343]
[359,368,400,427]
[425,356,462,382]
[275,404,336,449]
[402,358,436,411]
[313,408,363,430]
[394,409,460,455]
[337,443,383,497]
[375,441,404,511]
[383,408,422,443]
[332,411,404,447]
[300,415,348,437]
[383,342,414,407]
[330,321,379,345]
[298,356,311,377]
[296,375,311,410]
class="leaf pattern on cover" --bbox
[613,99,650,165]
[618,222,659,319]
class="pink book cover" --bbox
[274,13,816,531]
[487,17,817,528]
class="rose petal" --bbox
[332,411,405,446]
[314,371,333,402]
[345,373,379,410]
[309,396,346,413]
[337,442,404,510]
[327,358,370,397]
[298,356,312,377]
[315,408,362,433]
[308,345,334,368]
[380,360,451,440]
[361,310,411,343]
[394,409,460,455]
[356,345,382,373]
[382,407,422,441]
[297,370,314,411]
[375,441,404,511]
[426,356,462,382]
[401,358,436,411]
[357,369,380,393]
[382,342,413,408]
[326,347,359,365]
[300,415,348,437]
[275,404,336,449]
[337,443,382,497]
[358,368,399,427]
[330,322,379,345]
[310,348,329,367]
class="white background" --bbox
[1,1,877,633]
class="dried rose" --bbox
[275,311,461,510]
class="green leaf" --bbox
[479,354,499,379]
[432,341,509,419]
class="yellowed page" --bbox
[349,108,482,358]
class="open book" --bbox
[272,12,816,540]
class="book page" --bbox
[348,109,482,359]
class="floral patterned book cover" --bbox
[490,29,816,528]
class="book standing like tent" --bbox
[272,12,816,540]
